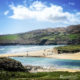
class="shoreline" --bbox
[25,65,80,73]
[0,48,80,72]
[0,48,80,60]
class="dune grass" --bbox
[0,70,80,80]
[56,45,80,54]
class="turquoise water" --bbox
[11,57,80,69]
[0,45,80,69]
[0,45,60,54]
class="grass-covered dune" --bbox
[0,70,80,80]
[56,45,80,54]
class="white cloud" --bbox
[4,10,9,15]
[7,1,80,25]
[30,1,46,11]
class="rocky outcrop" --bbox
[0,58,25,71]
[67,25,80,34]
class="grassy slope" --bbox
[0,70,80,80]
[0,25,80,45]
[56,45,80,53]
[67,34,80,39]
[0,33,79,42]
[40,33,80,41]
[0,35,19,40]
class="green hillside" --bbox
[0,35,19,40]
[0,25,80,45]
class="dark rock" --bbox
[0,58,25,71]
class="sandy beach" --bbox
[0,48,80,72]
[0,48,80,60]
[35,68,80,72]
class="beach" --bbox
[0,48,80,60]
[0,48,80,72]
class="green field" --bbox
[0,70,80,80]
[0,35,19,40]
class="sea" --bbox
[0,45,80,70]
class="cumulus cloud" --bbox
[7,1,80,25]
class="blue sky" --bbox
[0,0,80,34]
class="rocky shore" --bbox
[24,65,80,72]
[0,57,80,72]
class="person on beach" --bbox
[43,53,45,56]
[44,49,46,52]
[27,51,28,56]
[27,53,28,56]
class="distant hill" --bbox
[0,24,80,45]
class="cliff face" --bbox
[0,25,80,45]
